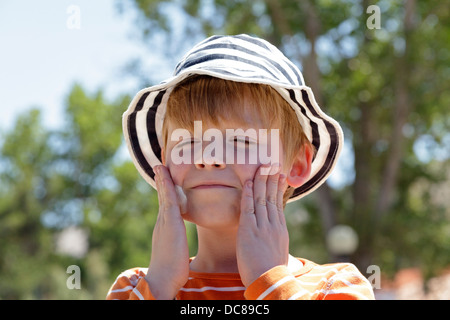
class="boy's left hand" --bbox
[237,164,289,288]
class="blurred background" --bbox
[0,0,449,299]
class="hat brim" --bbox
[123,69,343,202]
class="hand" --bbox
[236,164,289,288]
[145,165,190,299]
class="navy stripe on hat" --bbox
[127,90,166,180]
[289,89,340,197]
[175,43,299,86]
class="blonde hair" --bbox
[162,75,313,206]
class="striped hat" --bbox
[123,34,343,202]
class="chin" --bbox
[183,197,240,228]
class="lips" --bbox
[191,182,235,189]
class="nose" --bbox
[195,162,226,169]
[194,155,226,170]
[192,138,227,170]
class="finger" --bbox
[277,174,287,225]
[240,180,256,226]
[154,166,162,200]
[157,165,180,214]
[266,164,281,223]
[154,166,165,222]
[253,164,270,225]
[266,164,280,203]
[156,166,168,211]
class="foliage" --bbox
[0,85,162,299]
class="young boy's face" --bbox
[161,103,286,230]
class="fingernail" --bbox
[260,164,271,175]
[269,163,280,175]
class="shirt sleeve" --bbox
[106,268,155,300]
[244,264,375,300]
[320,264,375,300]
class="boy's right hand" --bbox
[144,165,190,299]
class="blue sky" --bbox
[0,0,171,131]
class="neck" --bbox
[190,225,239,273]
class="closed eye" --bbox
[234,138,249,144]
[177,138,200,148]
[233,137,257,147]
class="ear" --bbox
[286,144,313,188]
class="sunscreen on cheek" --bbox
[175,185,187,214]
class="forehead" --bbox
[166,102,270,134]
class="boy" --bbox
[107,34,374,300]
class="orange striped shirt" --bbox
[106,256,375,300]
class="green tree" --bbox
[0,84,172,298]
[0,109,56,298]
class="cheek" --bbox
[233,164,259,184]
[165,162,190,186]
